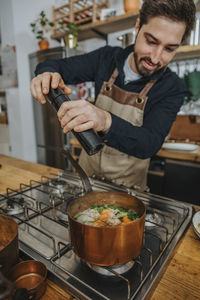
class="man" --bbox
[31,0,196,190]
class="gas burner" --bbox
[49,178,70,195]
[87,261,135,276]
[145,213,164,228]
[0,197,33,215]
[48,178,83,196]
[50,178,67,187]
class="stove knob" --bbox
[133,185,141,190]
[144,186,150,193]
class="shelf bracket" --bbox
[91,28,108,44]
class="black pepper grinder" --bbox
[44,85,104,156]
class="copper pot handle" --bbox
[0,271,14,300]
[13,288,37,300]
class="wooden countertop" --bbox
[156,148,200,163]
[0,154,200,300]
[0,155,62,194]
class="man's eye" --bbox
[165,47,175,53]
[146,39,156,45]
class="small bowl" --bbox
[192,211,200,238]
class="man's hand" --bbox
[30,72,72,104]
[30,72,112,134]
[57,100,112,134]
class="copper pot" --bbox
[0,215,19,276]
[8,260,47,300]
[67,191,146,266]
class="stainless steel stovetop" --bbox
[0,171,193,300]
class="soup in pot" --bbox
[74,204,139,227]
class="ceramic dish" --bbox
[192,211,200,238]
[162,142,199,152]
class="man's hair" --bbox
[139,0,196,42]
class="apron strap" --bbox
[107,69,156,99]
[107,68,119,88]
[104,68,157,110]
[138,80,157,99]
[135,79,157,108]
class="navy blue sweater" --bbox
[35,44,189,159]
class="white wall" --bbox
[0,0,136,162]
[0,0,59,161]
[11,0,60,162]
[0,0,15,47]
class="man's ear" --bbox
[135,18,140,35]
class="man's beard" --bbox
[133,52,161,77]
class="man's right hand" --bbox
[30,72,72,104]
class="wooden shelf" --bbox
[51,11,200,61]
[51,11,138,41]
[173,44,200,61]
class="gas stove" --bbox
[0,171,193,300]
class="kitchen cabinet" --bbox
[163,158,200,205]
[147,158,165,196]
[148,156,200,206]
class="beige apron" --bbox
[79,68,156,189]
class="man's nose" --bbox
[151,46,162,65]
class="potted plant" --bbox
[58,20,78,49]
[30,10,54,50]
